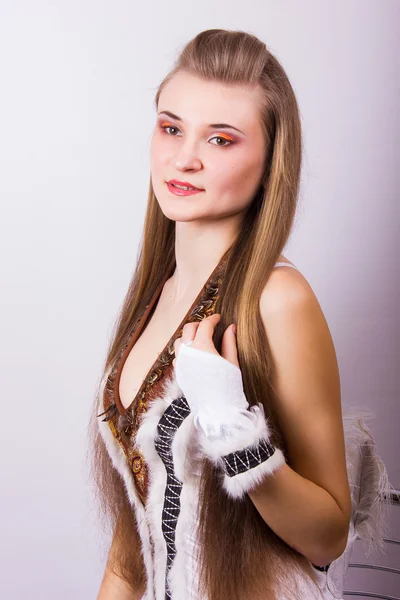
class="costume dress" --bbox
[97,254,367,600]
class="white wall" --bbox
[0,1,398,598]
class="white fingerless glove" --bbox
[175,341,286,499]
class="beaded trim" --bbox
[97,258,227,503]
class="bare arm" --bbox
[247,268,352,567]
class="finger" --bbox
[181,321,201,343]
[174,322,200,354]
[173,321,201,364]
[173,338,181,364]
[172,315,222,368]
[191,313,221,351]
[221,323,239,368]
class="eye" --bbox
[160,124,232,147]
[209,136,232,147]
[160,124,182,136]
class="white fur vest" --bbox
[97,368,391,600]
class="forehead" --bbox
[158,71,263,133]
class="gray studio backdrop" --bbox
[0,1,398,598]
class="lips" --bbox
[166,181,204,196]
[168,179,202,190]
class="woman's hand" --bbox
[172,313,238,369]
[172,314,257,440]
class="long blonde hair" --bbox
[88,28,322,599]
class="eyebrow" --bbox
[157,110,245,135]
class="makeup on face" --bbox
[166,181,204,196]
[159,121,235,147]
[150,74,267,220]
[156,110,245,147]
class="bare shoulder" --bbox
[259,262,334,372]
[260,260,318,316]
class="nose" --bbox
[172,138,202,171]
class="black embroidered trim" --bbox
[154,396,191,600]
[221,437,276,477]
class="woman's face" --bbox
[150,71,267,223]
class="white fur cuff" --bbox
[221,445,286,500]
[197,403,286,500]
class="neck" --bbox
[168,219,240,302]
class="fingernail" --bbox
[232,324,237,335]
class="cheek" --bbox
[150,131,169,168]
[213,156,264,197]
[150,134,160,167]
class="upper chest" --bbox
[118,286,199,411]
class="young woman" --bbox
[90,29,357,600]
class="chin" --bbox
[158,206,203,223]
[155,195,205,222]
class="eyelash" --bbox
[160,124,233,147]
